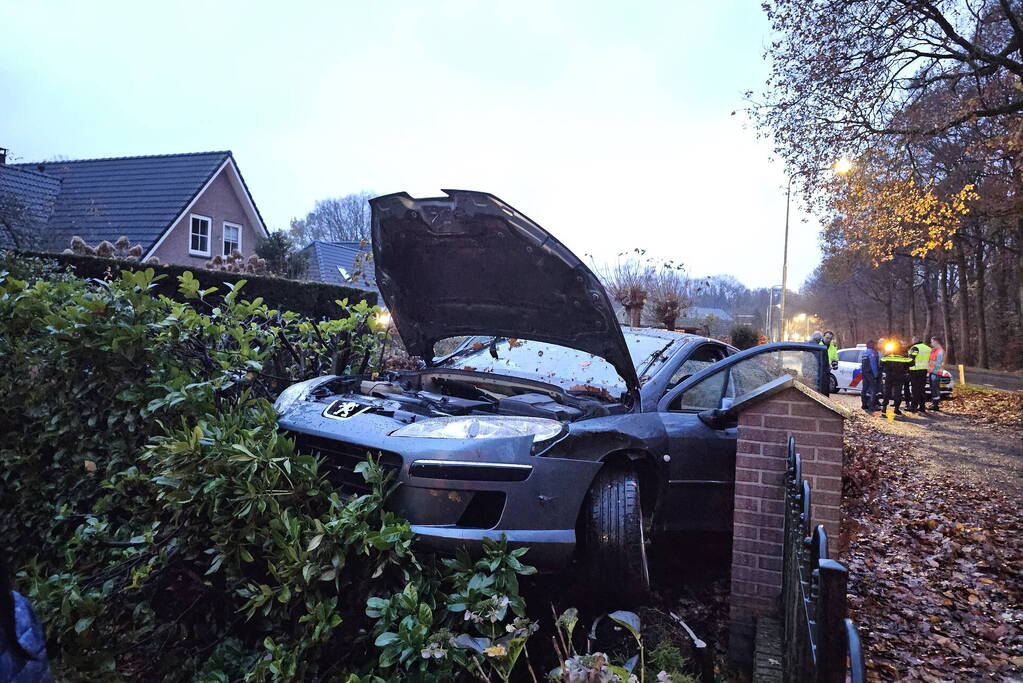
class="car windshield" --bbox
[437,333,679,395]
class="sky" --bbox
[0,0,825,289]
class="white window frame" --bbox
[189,214,212,257]
[222,221,242,256]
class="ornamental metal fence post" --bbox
[815,559,849,683]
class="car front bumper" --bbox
[278,403,601,569]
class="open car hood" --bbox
[370,190,640,392]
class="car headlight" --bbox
[273,376,338,415]
[390,416,563,443]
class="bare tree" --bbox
[600,250,654,327]
[648,266,694,330]
[289,192,373,245]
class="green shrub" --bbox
[729,324,760,350]
[14,249,377,319]
[0,262,542,681]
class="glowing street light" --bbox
[833,157,854,175]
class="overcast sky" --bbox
[1,0,825,289]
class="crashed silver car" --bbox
[276,190,830,603]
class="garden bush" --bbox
[14,249,377,319]
[728,324,760,350]
[0,256,697,682]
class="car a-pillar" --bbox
[724,377,849,674]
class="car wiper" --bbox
[636,340,675,380]
[438,336,500,364]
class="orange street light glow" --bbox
[834,157,854,175]
[884,342,896,353]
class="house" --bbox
[298,240,377,293]
[684,306,733,322]
[0,149,268,265]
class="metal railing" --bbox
[782,437,866,683]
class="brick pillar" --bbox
[728,385,846,669]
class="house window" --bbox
[189,215,211,256]
[223,222,241,256]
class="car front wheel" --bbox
[829,373,838,393]
[580,466,650,606]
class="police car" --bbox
[833,344,954,398]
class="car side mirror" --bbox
[698,408,735,430]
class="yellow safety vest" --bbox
[909,343,932,371]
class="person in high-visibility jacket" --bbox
[928,336,946,410]
[880,340,913,415]
[907,337,932,413]
[819,330,839,368]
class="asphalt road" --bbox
[961,366,1023,392]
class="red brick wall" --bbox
[728,387,845,667]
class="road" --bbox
[961,366,1023,391]
[831,392,1022,496]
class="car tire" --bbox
[828,373,838,393]
[580,466,650,606]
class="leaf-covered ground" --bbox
[941,385,1023,432]
[841,410,1023,681]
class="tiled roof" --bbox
[9,151,230,252]
[299,240,377,291]
[686,306,734,321]
[0,165,61,248]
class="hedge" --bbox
[14,250,377,318]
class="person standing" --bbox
[859,340,880,413]
[907,336,932,413]
[880,340,912,415]
[820,330,839,367]
[928,337,945,410]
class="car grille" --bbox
[283,430,403,494]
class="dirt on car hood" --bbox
[370,189,640,392]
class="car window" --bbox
[837,349,863,363]
[668,348,821,412]
[437,333,679,392]
[667,344,727,388]
[725,350,821,399]
[669,369,728,411]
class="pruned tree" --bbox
[600,250,654,327]
[648,266,695,330]
[288,192,373,245]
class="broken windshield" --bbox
[437,333,679,395]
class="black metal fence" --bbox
[783,437,866,683]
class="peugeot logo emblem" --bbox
[324,400,370,420]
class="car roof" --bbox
[622,326,709,344]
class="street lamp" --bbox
[779,158,853,341]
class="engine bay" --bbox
[309,370,627,425]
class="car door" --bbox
[834,349,864,392]
[653,343,829,533]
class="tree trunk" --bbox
[973,232,989,368]
[921,259,934,338]
[940,259,955,364]
[993,235,1012,368]
[907,257,916,339]
[955,242,973,366]
[885,290,893,335]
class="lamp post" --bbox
[778,158,853,341]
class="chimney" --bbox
[0,147,7,164]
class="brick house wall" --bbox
[148,169,262,267]
[727,381,847,670]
